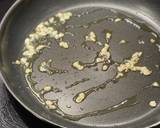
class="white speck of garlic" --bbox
[149,101,157,108]
[114,18,122,23]
[44,86,52,91]
[138,40,145,44]
[72,61,84,71]
[85,32,97,42]
[119,40,127,44]
[75,92,86,103]
[59,41,69,49]
[152,82,159,87]
[150,38,156,43]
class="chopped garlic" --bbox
[119,40,127,44]
[38,59,53,75]
[22,49,36,58]
[116,72,124,79]
[25,68,32,74]
[59,41,69,49]
[152,82,159,87]
[36,44,50,52]
[85,32,97,42]
[138,40,145,44]
[48,17,55,24]
[46,100,53,105]
[114,18,122,23]
[134,66,152,75]
[14,60,21,65]
[96,58,103,63]
[44,86,52,91]
[106,32,112,41]
[99,43,110,61]
[102,65,108,71]
[72,61,84,71]
[54,32,64,39]
[155,65,159,68]
[149,101,157,108]
[29,33,39,41]
[20,57,29,67]
[75,92,86,103]
[150,38,156,43]
[44,21,49,26]
[46,100,57,110]
[96,41,103,46]
[116,52,152,78]
[56,12,72,23]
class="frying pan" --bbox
[1,0,160,127]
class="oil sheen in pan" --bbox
[13,6,160,122]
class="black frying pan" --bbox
[1,0,160,128]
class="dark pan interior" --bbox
[1,0,160,128]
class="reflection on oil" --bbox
[65,78,90,89]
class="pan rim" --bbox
[0,0,160,128]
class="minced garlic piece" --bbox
[36,44,50,52]
[116,52,152,78]
[155,65,159,68]
[152,82,159,87]
[59,41,69,49]
[150,38,156,43]
[39,59,53,74]
[149,101,157,108]
[134,66,152,75]
[48,17,55,24]
[96,43,111,71]
[116,72,124,79]
[54,32,64,39]
[72,61,84,71]
[36,23,55,36]
[46,100,57,110]
[119,40,127,44]
[44,86,52,92]
[40,86,53,95]
[106,32,112,42]
[14,60,21,65]
[96,57,103,63]
[56,12,72,23]
[85,32,97,42]
[44,21,49,26]
[72,43,111,71]
[98,43,110,61]
[74,92,86,103]
[35,22,64,40]
[138,40,145,45]
[14,58,29,67]
[102,65,108,71]
[25,68,32,74]
[114,18,122,23]
[96,41,103,46]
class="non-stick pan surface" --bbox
[1,0,160,128]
